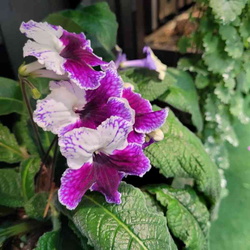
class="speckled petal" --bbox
[58,163,95,210]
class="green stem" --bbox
[19,76,45,156]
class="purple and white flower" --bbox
[122,87,168,144]
[116,46,167,80]
[20,20,106,90]
[58,116,150,209]
[33,63,134,135]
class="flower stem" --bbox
[19,76,45,156]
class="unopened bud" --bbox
[123,82,135,91]
[31,88,41,99]
[147,128,164,142]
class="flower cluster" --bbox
[20,20,168,210]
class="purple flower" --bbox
[116,46,167,80]
[122,87,168,144]
[20,20,106,90]
[33,63,134,135]
[58,116,150,209]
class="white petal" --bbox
[23,40,65,75]
[98,116,133,154]
[33,81,86,134]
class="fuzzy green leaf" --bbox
[0,77,23,115]
[219,25,243,58]
[20,157,41,200]
[159,68,203,131]
[24,192,48,221]
[0,169,24,207]
[61,183,177,250]
[210,0,247,24]
[121,68,171,101]
[145,110,221,204]
[0,123,27,163]
[36,230,60,250]
[147,185,209,249]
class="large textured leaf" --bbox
[120,68,171,101]
[61,183,177,250]
[147,185,209,249]
[159,68,203,131]
[0,77,23,115]
[145,110,221,204]
[0,169,24,207]
[36,230,60,250]
[219,24,243,59]
[210,0,247,24]
[20,157,40,200]
[0,123,27,163]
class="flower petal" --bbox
[127,131,145,144]
[23,40,65,75]
[90,164,124,204]
[122,88,152,114]
[33,81,86,134]
[58,163,95,210]
[99,116,132,155]
[135,109,168,133]
[85,62,123,102]
[63,60,105,90]
[109,143,151,176]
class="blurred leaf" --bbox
[36,230,60,250]
[24,192,48,221]
[219,24,243,58]
[0,169,24,207]
[210,0,247,24]
[0,123,27,163]
[0,77,23,115]
[60,183,177,250]
[20,157,40,200]
[210,121,250,249]
[159,68,203,131]
[214,83,234,104]
[145,110,221,204]
[147,185,210,249]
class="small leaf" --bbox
[20,157,41,200]
[60,183,177,250]
[159,68,203,131]
[147,185,210,249]
[36,230,60,250]
[145,110,221,204]
[24,192,48,220]
[210,0,247,24]
[219,24,243,58]
[214,83,234,104]
[0,77,23,115]
[0,169,24,207]
[0,123,27,163]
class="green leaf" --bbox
[0,77,23,115]
[214,83,234,104]
[210,0,247,24]
[203,34,235,74]
[13,115,38,155]
[0,169,24,207]
[24,192,48,220]
[36,230,60,250]
[147,185,209,249]
[195,73,210,89]
[20,157,41,200]
[61,183,177,250]
[145,110,221,204]
[219,24,243,58]
[0,123,27,163]
[159,68,203,131]
[122,68,172,101]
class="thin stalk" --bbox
[19,76,45,156]
[50,138,58,189]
